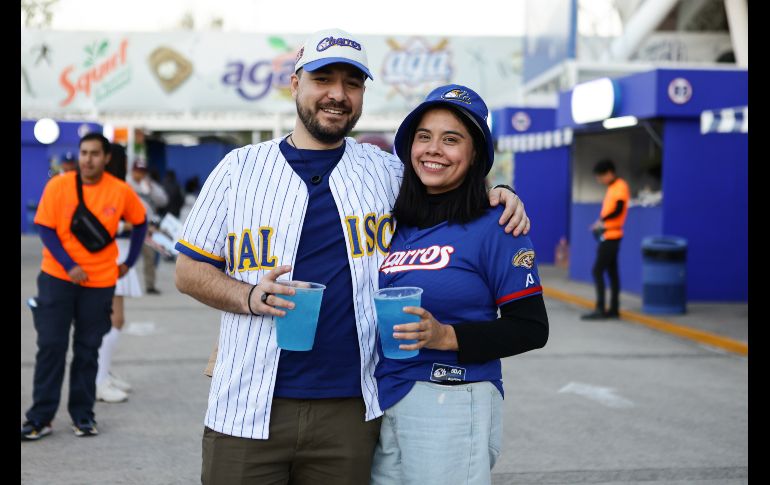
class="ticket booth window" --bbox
[571,119,663,205]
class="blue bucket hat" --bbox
[394,84,494,174]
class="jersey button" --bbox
[405,245,411,249]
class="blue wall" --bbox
[557,69,748,128]
[165,143,237,191]
[654,69,748,118]
[20,119,102,233]
[21,145,50,234]
[570,204,663,295]
[514,147,571,263]
[661,120,748,301]
[555,68,748,302]
[493,107,559,137]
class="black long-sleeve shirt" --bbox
[601,200,625,221]
[413,189,550,364]
[454,294,549,363]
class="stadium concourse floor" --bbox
[21,235,748,484]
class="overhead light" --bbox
[603,116,638,129]
[571,78,619,124]
[103,123,115,142]
[33,118,60,144]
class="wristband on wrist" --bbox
[247,285,259,316]
[493,184,516,195]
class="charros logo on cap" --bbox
[442,89,472,104]
[316,36,362,52]
[294,29,373,80]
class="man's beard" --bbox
[296,99,361,145]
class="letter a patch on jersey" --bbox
[526,273,535,287]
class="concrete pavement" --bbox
[20,236,748,484]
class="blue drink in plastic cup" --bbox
[374,287,423,359]
[275,281,326,351]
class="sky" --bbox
[46,0,527,35]
[39,0,622,37]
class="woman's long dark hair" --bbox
[392,106,490,227]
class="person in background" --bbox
[95,218,142,403]
[178,176,201,224]
[160,170,184,218]
[21,133,146,441]
[95,148,144,403]
[581,159,630,320]
[370,84,549,485]
[58,152,77,174]
[127,159,168,295]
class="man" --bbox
[59,151,77,173]
[127,158,168,294]
[581,159,630,320]
[21,133,147,441]
[174,28,529,484]
[160,169,184,218]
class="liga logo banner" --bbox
[22,30,523,115]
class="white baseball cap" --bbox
[294,28,374,80]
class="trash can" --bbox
[641,236,687,314]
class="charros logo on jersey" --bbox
[512,248,535,269]
[430,363,466,383]
[379,245,455,274]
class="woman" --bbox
[371,84,549,485]
[96,220,139,403]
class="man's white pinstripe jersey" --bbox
[175,136,403,439]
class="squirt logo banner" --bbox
[22,31,523,115]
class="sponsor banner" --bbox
[22,30,523,116]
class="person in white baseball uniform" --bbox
[174,28,529,485]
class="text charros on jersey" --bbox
[379,245,455,274]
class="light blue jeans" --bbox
[370,381,503,485]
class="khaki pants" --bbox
[202,397,381,485]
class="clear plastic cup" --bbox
[274,281,326,351]
[373,287,423,359]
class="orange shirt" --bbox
[600,177,630,240]
[34,171,146,287]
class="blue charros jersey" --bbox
[375,206,542,410]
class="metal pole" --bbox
[724,0,748,67]
[608,0,680,61]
